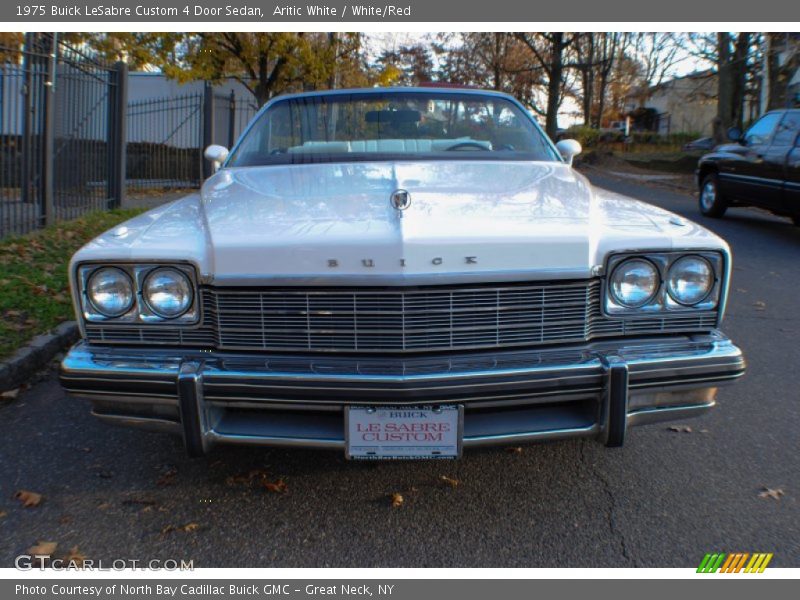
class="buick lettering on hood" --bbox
[60,88,745,459]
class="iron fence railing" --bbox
[126,93,204,191]
[125,86,259,192]
[0,33,125,239]
[1,33,261,239]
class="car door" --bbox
[775,110,800,215]
[724,111,784,209]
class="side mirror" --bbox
[204,145,229,172]
[727,127,743,143]
[556,139,582,166]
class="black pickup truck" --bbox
[697,109,800,225]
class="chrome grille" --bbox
[84,279,719,352]
[213,282,593,352]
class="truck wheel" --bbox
[699,173,728,218]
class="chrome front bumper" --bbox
[60,331,745,456]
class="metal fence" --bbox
[126,85,258,192]
[0,33,125,239]
[126,93,203,191]
[1,33,261,240]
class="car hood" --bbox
[74,161,726,286]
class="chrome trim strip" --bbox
[208,268,594,287]
[463,424,600,447]
[91,412,181,434]
[626,400,715,427]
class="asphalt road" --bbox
[1,174,798,568]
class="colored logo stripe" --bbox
[697,553,773,573]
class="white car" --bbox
[60,87,745,459]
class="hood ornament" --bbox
[390,189,411,214]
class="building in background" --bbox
[624,71,718,135]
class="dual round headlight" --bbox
[86,267,135,317]
[86,267,193,319]
[666,256,714,306]
[609,256,714,308]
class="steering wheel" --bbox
[444,142,490,151]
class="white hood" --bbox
[73,160,726,286]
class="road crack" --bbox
[579,439,635,566]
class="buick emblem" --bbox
[390,189,411,212]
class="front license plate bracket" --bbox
[345,405,464,460]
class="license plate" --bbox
[345,405,463,459]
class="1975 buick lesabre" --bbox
[59,87,745,459]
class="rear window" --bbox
[227,91,560,166]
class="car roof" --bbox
[268,86,519,103]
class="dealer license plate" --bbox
[345,405,463,459]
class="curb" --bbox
[0,322,79,393]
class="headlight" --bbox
[86,267,134,317]
[667,256,714,305]
[143,268,194,318]
[609,258,659,308]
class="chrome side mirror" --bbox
[556,139,582,166]
[204,145,229,172]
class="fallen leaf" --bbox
[63,546,86,567]
[14,490,43,508]
[162,522,200,534]
[156,468,178,486]
[505,446,523,454]
[668,426,693,433]
[390,493,404,508]
[754,301,766,311]
[440,475,461,488]
[225,469,269,487]
[97,502,111,511]
[0,510,7,519]
[263,479,288,494]
[1,388,21,400]
[758,487,785,500]
[28,541,57,557]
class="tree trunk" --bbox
[714,32,751,143]
[545,33,565,139]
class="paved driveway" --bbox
[1,173,797,567]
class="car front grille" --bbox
[84,280,719,353]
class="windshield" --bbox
[227,91,560,166]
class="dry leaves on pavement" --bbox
[390,493,404,508]
[28,541,57,558]
[439,475,461,488]
[758,487,785,501]
[668,425,693,433]
[161,522,200,535]
[505,446,523,454]
[1,388,20,400]
[14,490,43,507]
[262,479,288,494]
[156,467,178,486]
